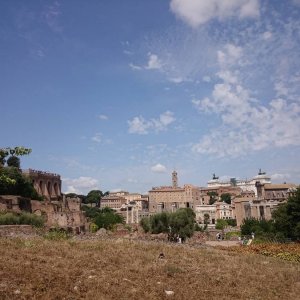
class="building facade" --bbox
[149,171,201,213]
[232,183,296,227]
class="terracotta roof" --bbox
[264,183,296,190]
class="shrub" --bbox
[194,223,204,232]
[215,219,227,230]
[89,222,99,233]
[19,212,44,227]
[94,209,124,230]
[44,228,70,240]
[0,212,19,225]
[226,219,237,227]
[225,231,241,240]
[241,218,274,237]
[140,217,151,233]
[0,211,44,227]
[124,224,132,232]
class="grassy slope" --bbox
[0,238,299,300]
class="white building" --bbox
[207,170,271,196]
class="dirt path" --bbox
[205,240,240,247]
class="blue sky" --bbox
[1,0,300,194]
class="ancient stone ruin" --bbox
[0,168,87,233]
[23,169,62,201]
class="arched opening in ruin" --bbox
[47,181,51,196]
[39,181,43,194]
[54,182,58,196]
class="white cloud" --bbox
[292,0,300,6]
[63,176,99,194]
[157,111,176,127]
[128,111,176,134]
[202,76,211,82]
[192,41,300,157]
[128,116,151,135]
[217,44,243,68]
[64,185,80,194]
[151,163,167,173]
[271,173,291,181]
[170,0,260,27]
[262,31,272,40]
[168,77,184,83]
[98,114,108,120]
[127,178,138,183]
[91,133,102,143]
[145,53,162,70]
[129,63,142,70]
[43,2,62,32]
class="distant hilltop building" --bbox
[149,171,201,213]
[100,191,149,224]
[207,169,271,196]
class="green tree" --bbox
[143,208,196,241]
[240,218,274,236]
[272,187,300,241]
[226,219,237,227]
[207,191,218,205]
[203,213,210,225]
[221,193,231,204]
[0,166,42,200]
[7,156,20,168]
[168,208,195,241]
[215,219,227,230]
[0,147,31,167]
[86,190,108,206]
[150,212,169,234]
[94,208,124,230]
[82,205,102,219]
[0,147,42,200]
[65,193,78,198]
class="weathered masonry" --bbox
[23,169,61,201]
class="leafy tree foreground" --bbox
[140,208,196,241]
[0,147,42,200]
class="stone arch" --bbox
[54,182,58,196]
[39,181,43,194]
[47,181,51,196]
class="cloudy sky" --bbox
[1,0,300,194]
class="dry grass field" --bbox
[0,237,299,300]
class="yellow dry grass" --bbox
[0,237,299,300]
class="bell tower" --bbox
[172,170,178,188]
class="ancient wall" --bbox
[31,198,87,232]
[0,195,31,213]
